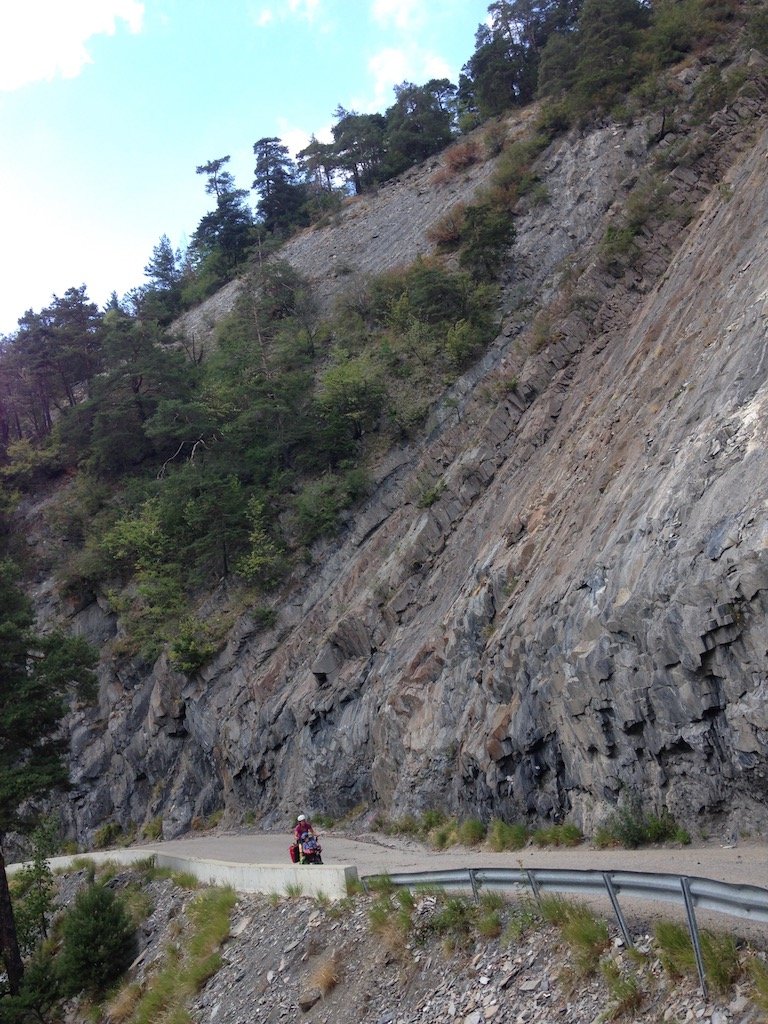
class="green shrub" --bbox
[235,497,285,588]
[370,259,469,326]
[168,616,219,674]
[57,884,136,996]
[3,951,62,1024]
[416,478,446,508]
[293,468,369,545]
[600,224,639,272]
[445,320,485,369]
[749,6,768,50]
[595,798,686,849]
[459,201,516,281]
[431,896,476,951]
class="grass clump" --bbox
[538,894,573,927]
[531,823,582,847]
[93,821,135,850]
[653,921,741,993]
[537,896,609,977]
[561,905,610,977]
[601,959,644,1018]
[430,896,477,953]
[105,981,144,1024]
[748,957,768,1014]
[129,887,235,1024]
[426,203,467,249]
[502,898,541,944]
[458,818,487,846]
[488,818,528,851]
[477,891,506,939]
[142,817,163,841]
[368,892,413,960]
[654,920,693,978]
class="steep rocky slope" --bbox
[54,51,768,842]
[58,865,768,1024]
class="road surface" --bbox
[132,829,766,886]
[135,830,767,937]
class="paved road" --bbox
[134,830,767,938]
[136,830,767,887]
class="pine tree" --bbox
[0,561,95,994]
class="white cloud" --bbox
[273,117,333,161]
[0,1,145,92]
[367,45,452,111]
[250,0,321,29]
[370,0,425,32]
[254,7,274,27]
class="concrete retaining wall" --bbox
[9,849,358,901]
[154,854,356,900]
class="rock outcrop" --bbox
[55,53,768,842]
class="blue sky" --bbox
[0,0,490,336]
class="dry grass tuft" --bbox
[427,202,466,248]
[429,165,453,186]
[104,982,144,1024]
[308,951,342,996]
[444,140,481,171]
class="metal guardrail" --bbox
[359,866,768,997]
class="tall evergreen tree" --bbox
[297,134,337,192]
[190,156,253,276]
[252,137,309,235]
[462,0,583,116]
[144,234,183,292]
[384,81,456,176]
[0,561,96,994]
[573,0,648,106]
[331,108,387,194]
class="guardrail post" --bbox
[601,872,634,949]
[680,876,707,998]
[469,869,479,901]
[525,869,541,902]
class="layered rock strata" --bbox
[57,56,768,840]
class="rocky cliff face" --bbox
[56,52,768,842]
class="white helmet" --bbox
[297,814,306,822]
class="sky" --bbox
[0,0,490,336]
